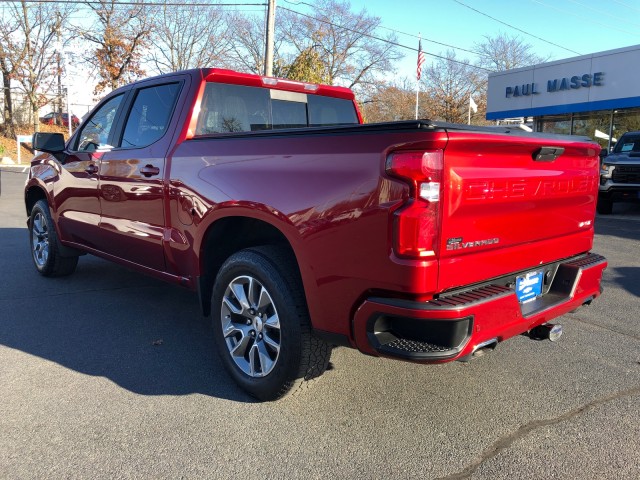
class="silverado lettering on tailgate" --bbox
[446,237,500,251]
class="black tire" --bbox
[28,199,78,277]
[596,195,613,215]
[212,245,331,401]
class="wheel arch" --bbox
[25,182,84,258]
[24,184,49,217]
[197,213,309,319]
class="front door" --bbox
[54,93,125,249]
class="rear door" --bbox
[438,130,600,291]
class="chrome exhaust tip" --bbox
[472,338,498,357]
[529,323,563,342]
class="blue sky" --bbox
[288,0,640,80]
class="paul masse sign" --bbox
[505,72,604,98]
[486,45,640,119]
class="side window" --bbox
[196,83,270,135]
[121,83,181,148]
[76,94,124,152]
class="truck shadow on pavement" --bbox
[0,228,255,403]
[605,267,640,298]
[594,215,640,298]
[595,214,640,243]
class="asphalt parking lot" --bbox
[1,167,639,479]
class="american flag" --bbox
[417,39,425,81]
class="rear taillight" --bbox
[386,150,443,258]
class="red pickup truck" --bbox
[26,69,607,400]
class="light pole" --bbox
[65,85,71,138]
[58,45,72,138]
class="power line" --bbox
[1,0,495,73]
[0,1,266,6]
[451,0,583,56]
[529,0,640,36]
[611,0,640,12]
[283,0,493,60]
[279,6,495,73]
[375,25,491,59]
[564,0,640,27]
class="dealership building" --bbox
[486,44,640,151]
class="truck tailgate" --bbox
[438,131,600,292]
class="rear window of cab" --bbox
[195,82,358,135]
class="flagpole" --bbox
[415,34,421,120]
[468,96,478,125]
[415,82,419,120]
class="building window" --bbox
[571,111,611,150]
[538,115,571,135]
[612,108,640,146]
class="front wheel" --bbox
[29,200,78,277]
[596,195,613,215]
[212,246,331,401]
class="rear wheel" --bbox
[212,246,331,401]
[29,200,78,277]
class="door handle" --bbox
[85,164,98,175]
[140,165,160,177]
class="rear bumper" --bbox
[352,253,607,362]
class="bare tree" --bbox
[79,0,151,95]
[361,79,432,123]
[0,1,75,132]
[228,0,402,91]
[227,13,282,75]
[424,51,481,124]
[0,13,20,136]
[278,0,403,92]
[149,3,233,74]
[474,32,550,72]
[468,32,550,123]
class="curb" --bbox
[0,165,29,173]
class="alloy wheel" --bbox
[220,275,282,377]
[31,212,50,268]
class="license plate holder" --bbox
[516,271,544,304]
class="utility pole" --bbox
[56,11,62,125]
[264,0,276,77]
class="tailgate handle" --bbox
[534,147,565,162]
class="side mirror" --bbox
[599,149,608,159]
[32,132,65,154]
